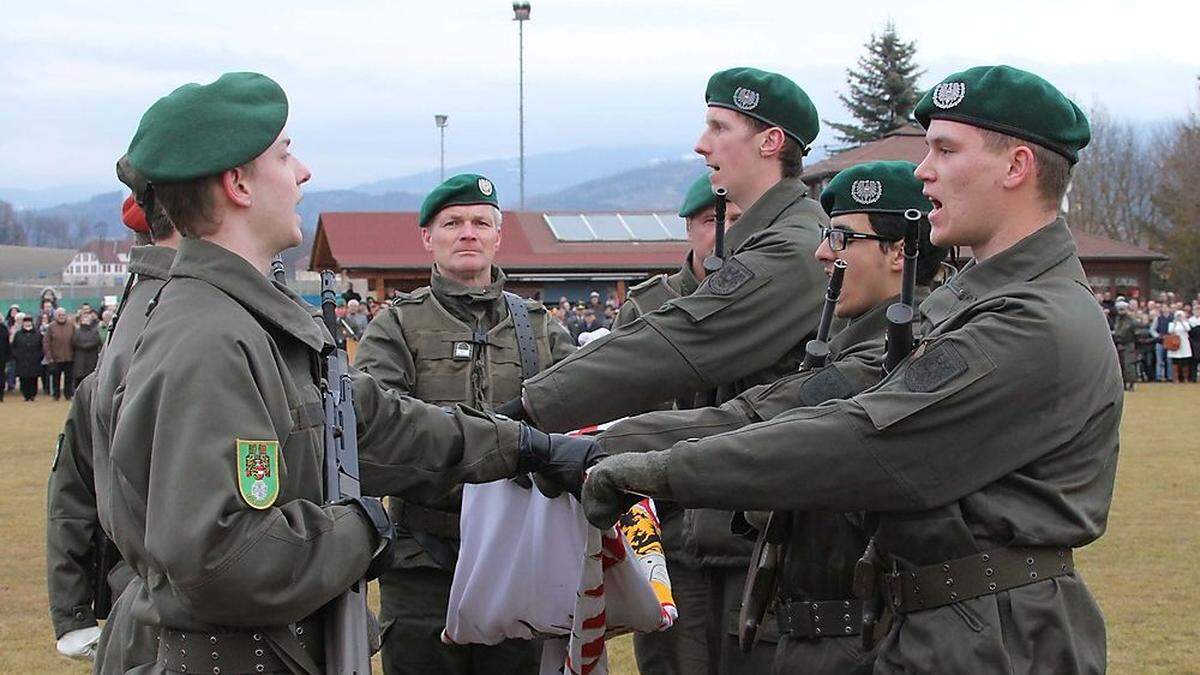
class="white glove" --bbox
[56,626,102,661]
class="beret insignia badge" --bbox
[932,82,966,109]
[733,87,761,111]
[477,178,494,196]
[850,179,883,205]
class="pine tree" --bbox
[826,22,924,149]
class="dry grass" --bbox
[4,385,1197,673]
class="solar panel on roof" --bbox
[583,214,632,240]
[655,213,688,239]
[544,214,595,240]
[622,214,673,239]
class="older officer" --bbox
[585,65,1117,675]
[354,174,575,675]
[615,174,742,326]
[599,161,946,674]
[95,72,600,675]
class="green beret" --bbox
[678,174,721,219]
[128,72,288,183]
[115,154,149,201]
[705,67,819,148]
[820,161,931,217]
[914,65,1089,163]
[419,173,499,227]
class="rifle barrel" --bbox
[802,259,847,371]
[703,187,728,275]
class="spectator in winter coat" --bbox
[43,307,76,400]
[12,316,44,401]
[71,313,103,387]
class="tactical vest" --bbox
[393,287,553,410]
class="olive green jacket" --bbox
[522,178,829,432]
[664,219,1120,674]
[97,239,523,654]
[45,374,135,638]
[354,267,575,570]
[613,254,701,327]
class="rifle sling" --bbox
[502,291,540,380]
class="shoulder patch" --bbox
[706,259,754,296]
[904,341,968,393]
[799,366,855,406]
[237,440,280,509]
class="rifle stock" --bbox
[858,208,923,649]
[738,260,847,653]
[319,270,372,674]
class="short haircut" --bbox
[978,129,1072,209]
[867,212,949,286]
[744,117,805,179]
[154,162,256,238]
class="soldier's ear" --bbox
[888,240,906,274]
[420,226,434,253]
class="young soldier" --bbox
[585,65,1117,675]
[354,174,576,675]
[45,180,176,665]
[615,173,742,326]
[612,173,742,675]
[94,72,600,675]
[598,161,945,674]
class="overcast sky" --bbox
[2,0,1197,192]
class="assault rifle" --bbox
[738,259,847,652]
[270,255,287,285]
[702,187,729,407]
[854,208,922,649]
[319,270,372,674]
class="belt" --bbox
[885,546,1074,614]
[393,500,460,539]
[776,598,862,639]
[157,617,323,674]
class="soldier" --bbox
[614,174,742,327]
[94,72,601,675]
[353,173,576,675]
[502,67,828,431]
[612,173,742,675]
[1111,300,1138,391]
[584,65,1117,675]
[500,67,830,674]
[598,161,946,674]
[45,161,179,668]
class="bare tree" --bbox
[1068,104,1161,246]
[1148,88,1200,296]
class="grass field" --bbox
[2,384,1197,673]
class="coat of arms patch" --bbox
[850,179,883,205]
[932,82,966,109]
[237,439,280,509]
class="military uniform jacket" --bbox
[353,267,575,570]
[665,219,1120,674]
[46,374,134,638]
[522,177,829,432]
[598,295,900,567]
[99,239,522,646]
[613,255,700,327]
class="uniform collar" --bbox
[170,238,327,352]
[676,253,701,297]
[430,265,506,305]
[127,245,176,280]
[725,177,809,254]
[921,218,1076,327]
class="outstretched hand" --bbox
[581,451,673,530]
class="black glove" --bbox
[494,396,529,423]
[516,425,607,499]
[342,496,396,581]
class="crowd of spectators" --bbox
[1099,291,1200,385]
[551,291,619,346]
[0,289,110,402]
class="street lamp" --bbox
[434,114,449,181]
[512,1,530,209]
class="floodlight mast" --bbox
[434,114,449,181]
[512,1,530,209]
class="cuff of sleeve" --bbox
[53,604,98,639]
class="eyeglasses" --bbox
[820,227,900,252]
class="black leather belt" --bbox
[157,617,322,674]
[393,500,460,539]
[776,598,863,639]
[885,546,1074,614]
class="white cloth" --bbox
[1167,319,1192,359]
[444,480,673,674]
[56,626,102,661]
